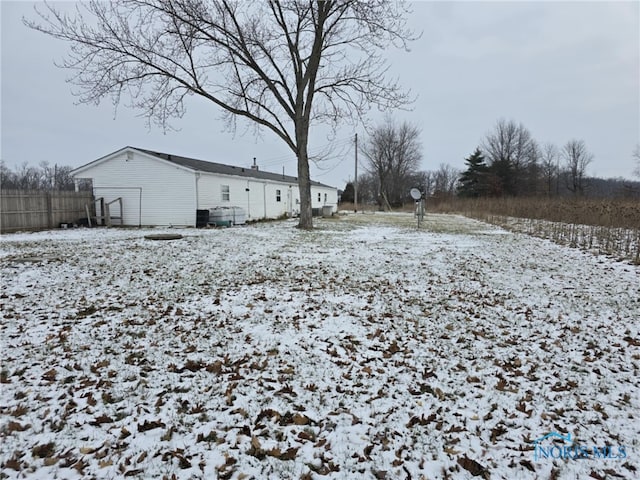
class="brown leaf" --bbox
[138,419,165,432]
[205,360,222,375]
[263,447,298,460]
[183,359,204,372]
[457,456,488,478]
[516,400,533,417]
[623,336,640,346]
[42,369,57,381]
[90,414,114,426]
[520,460,535,472]
[297,430,315,442]
[490,424,508,443]
[74,458,87,474]
[90,360,110,373]
[176,454,191,469]
[251,436,261,451]
[5,421,29,432]
[495,377,518,393]
[256,408,281,424]
[406,413,436,428]
[124,469,145,477]
[32,442,56,458]
[10,405,28,417]
[4,458,22,471]
[293,413,310,425]
[384,340,401,357]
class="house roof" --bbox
[132,147,334,189]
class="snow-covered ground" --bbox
[476,215,640,265]
[1,213,638,480]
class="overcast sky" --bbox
[2,1,639,188]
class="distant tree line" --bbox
[341,118,639,207]
[457,119,639,199]
[0,161,91,191]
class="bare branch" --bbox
[24,0,417,228]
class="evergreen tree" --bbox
[458,148,489,197]
[341,182,355,203]
[488,158,514,196]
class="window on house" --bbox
[324,193,328,203]
[317,192,321,202]
[221,185,230,201]
[276,189,281,202]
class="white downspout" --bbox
[263,182,267,219]
[246,181,251,219]
[195,173,201,227]
[195,173,200,209]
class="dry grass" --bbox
[428,197,640,229]
[427,197,640,264]
[337,202,379,212]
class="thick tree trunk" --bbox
[296,125,313,230]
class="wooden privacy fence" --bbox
[0,190,94,233]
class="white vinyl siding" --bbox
[74,150,196,226]
[198,174,299,220]
[73,147,339,225]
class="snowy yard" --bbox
[1,212,638,480]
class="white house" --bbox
[71,146,338,227]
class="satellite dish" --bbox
[410,188,422,200]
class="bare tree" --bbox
[362,118,422,209]
[540,142,559,196]
[354,171,378,205]
[0,161,82,190]
[0,161,18,189]
[524,140,542,196]
[562,139,593,196]
[633,144,640,179]
[431,163,459,198]
[13,163,42,190]
[26,0,416,229]
[482,119,536,196]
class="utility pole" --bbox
[354,133,358,213]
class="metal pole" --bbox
[354,133,358,213]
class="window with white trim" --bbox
[276,189,281,202]
[221,185,230,201]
